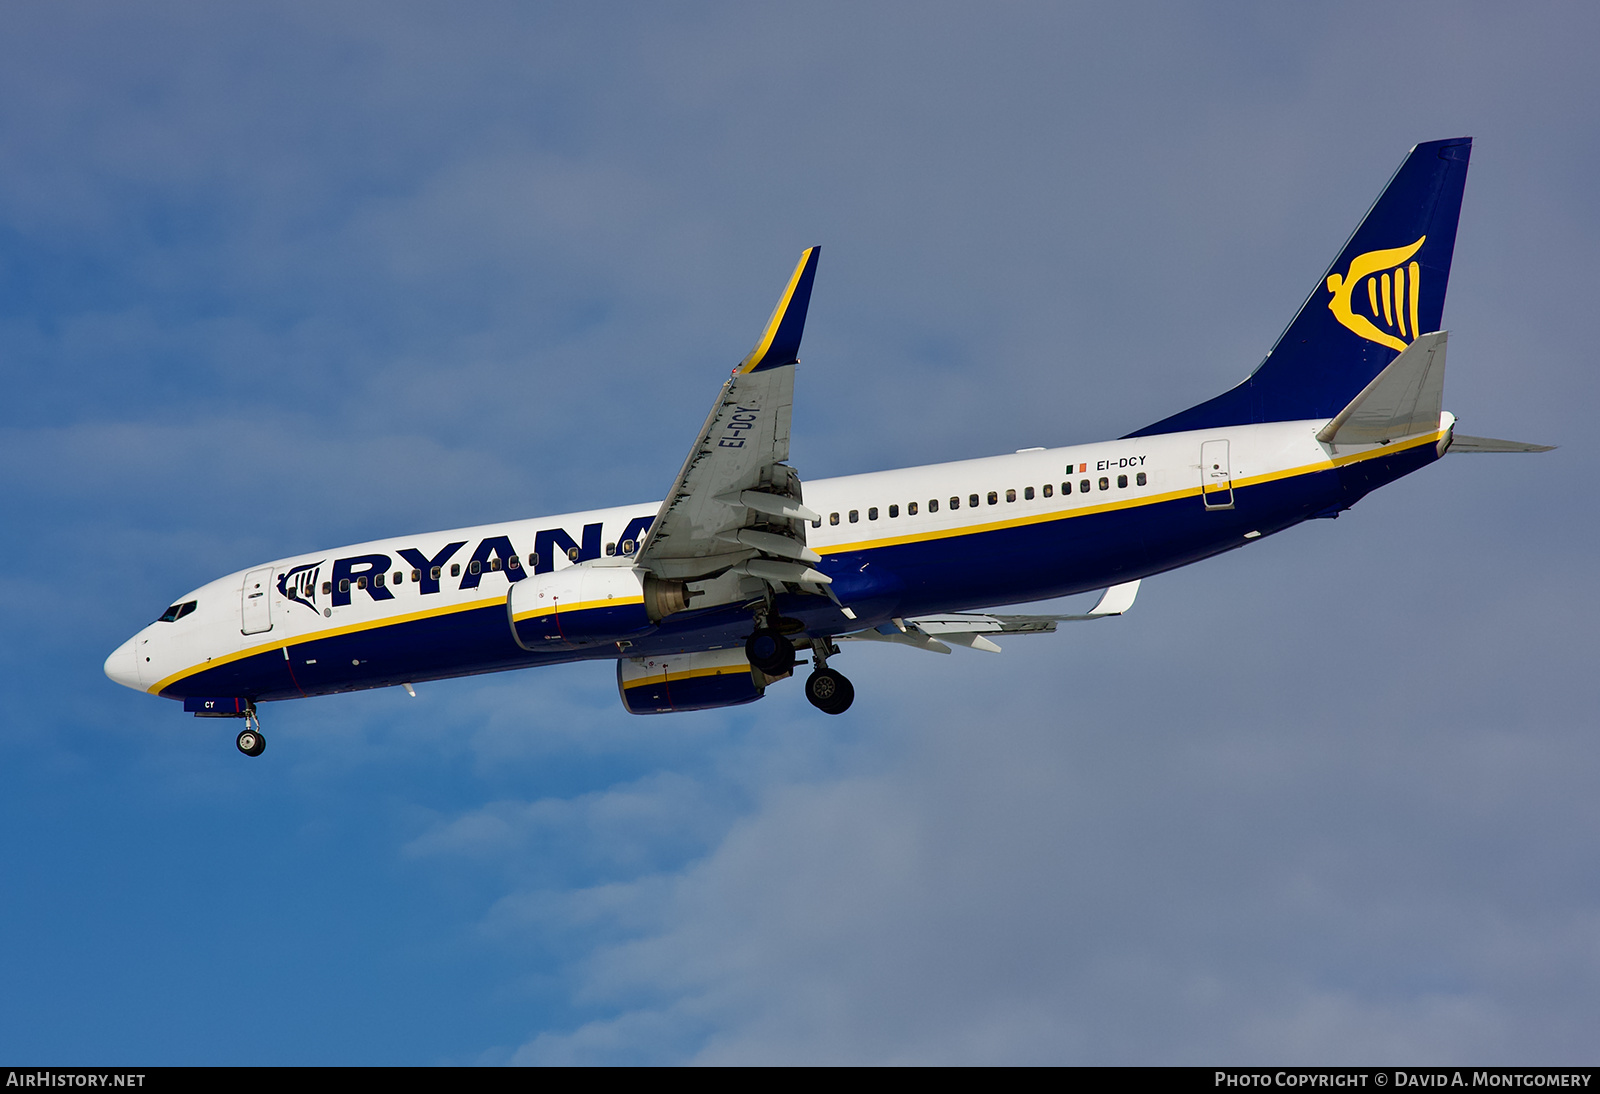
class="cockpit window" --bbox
[157,600,197,623]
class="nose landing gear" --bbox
[234,707,266,757]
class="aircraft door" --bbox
[1201,439,1233,510]
[241,566,274,635]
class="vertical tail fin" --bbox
[1127,138,1471,437]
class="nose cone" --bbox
[104,636,143,692]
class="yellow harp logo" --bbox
[1325,236,1425,351]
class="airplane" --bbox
[104,137,1550,757]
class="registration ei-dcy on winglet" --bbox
[105,137,1550,757]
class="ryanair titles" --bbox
[285,514,657,613]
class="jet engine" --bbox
[616,648,772,714]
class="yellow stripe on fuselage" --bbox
[146,596,502,696]
[818,431,1442,555]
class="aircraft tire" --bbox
[805,668,854,715]
[236,728,266,757]
[745,628,796,676]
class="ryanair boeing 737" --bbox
[105,138,1549,756]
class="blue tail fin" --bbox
[1126,138,1471,438]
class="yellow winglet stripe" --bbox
[737,247,816,374]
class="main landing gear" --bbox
[745,626,798,676]
[746,612,854,715]
[804,666,854,715]
[235,707,266,757]
[804,638,854,715]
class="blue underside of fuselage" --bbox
[161,443,1436,704]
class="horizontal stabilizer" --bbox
[1447,433,1555,453]
[1318,331,1447,445]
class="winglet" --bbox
[736,247,820,374]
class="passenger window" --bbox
[1117,475,1128,488]
[949,496,960,510]
[1061,482,1070,495]
[1024,486,1034,500]
[357,576,368,590]
[375,573,385,588]
[605,542,615,556]
[339,579,351,593]
[1136,472,1147,486]
[812,519,822,529]
[1006,489,1017,503]
[1080,479,1091,493]
[412,569,421,582]
[1099,477,1109,491]
[393,571,403,584]
[508,556,521,570]
[929,499,939,512]
[908,501,919,515]
[619,541,633,556]
[450,564,461,577]
[470,560,482,575]
[430,566,441,580]
[969,494,980,507]
[489,558,502,572]
[322,581,333,595]
[889,504,899,518]
[565,546,580,562]
[1043,484,1052,498]
[868,507,878,520]
[830,512,840,526]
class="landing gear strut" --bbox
[235,707,266,757]
[804,639,854,715]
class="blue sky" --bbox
[2,2,1597,1064]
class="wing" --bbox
[839,580,1142,654]
[635,248,830,591]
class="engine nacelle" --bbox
[616,648,767,714]
[507,565,690,651]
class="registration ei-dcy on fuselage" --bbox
[104,137,1550,757]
